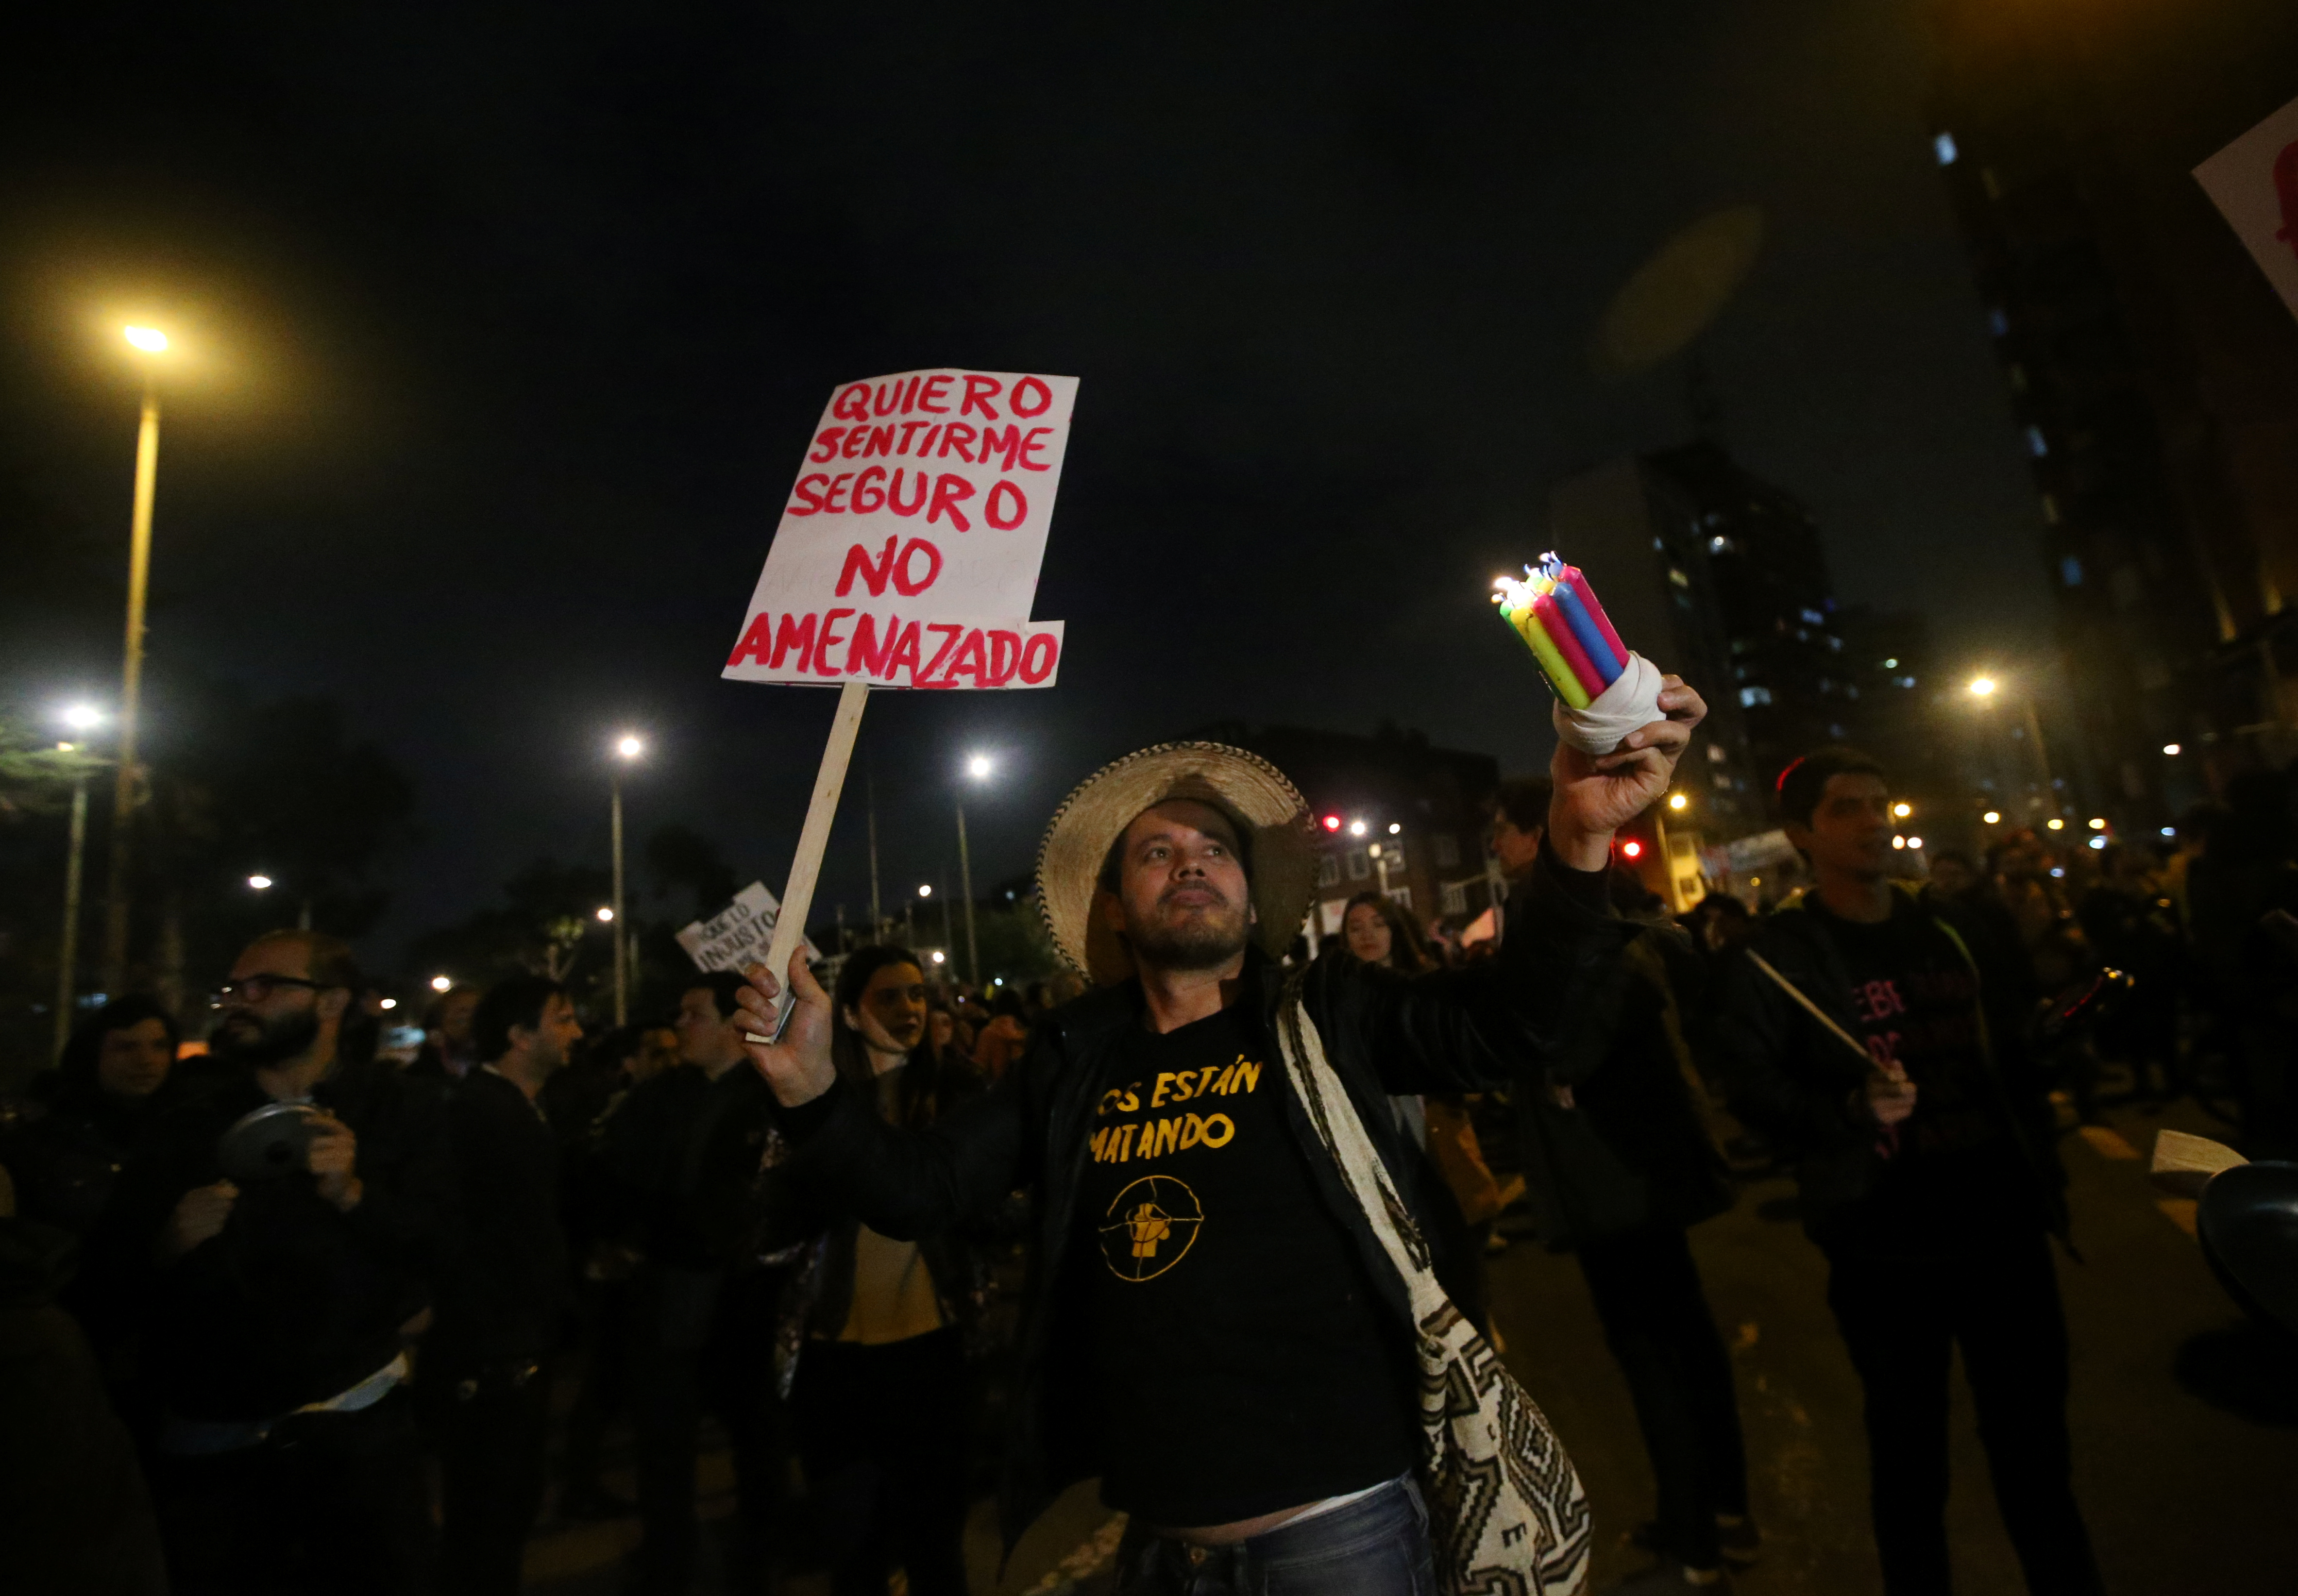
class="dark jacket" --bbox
[1710,887,2066,1252]
[123,1058,450,1421]
[430,1068,568,1369]
[602,1062,780,1273]
[0,1216,169,1596]
[779,849,1625,1547]
[1518,925,1732,1248]
[773,1051,992,1378]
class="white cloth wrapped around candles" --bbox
[1551,651,1665,756]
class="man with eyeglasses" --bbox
[122,929,448,1596]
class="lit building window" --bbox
[1441,880,1469,916]
[1800,608,1826,626]
[1934,131,1958,166]
[1739,686,1774,707]
[1317,855,1340,888]
[1347,850,1370,881]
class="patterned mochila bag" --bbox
[1275,992,1593,1596]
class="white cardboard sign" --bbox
[722,369,1076,689]
[2195,95,2298,324]
[676,881,821,974]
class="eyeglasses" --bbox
[213,974,324,1004]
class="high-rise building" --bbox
[1549,441,1854,816]
[1923,0,2298,820]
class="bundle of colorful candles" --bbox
[1490,553,1632,711]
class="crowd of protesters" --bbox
[3,721,2294,1596]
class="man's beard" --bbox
[212,1006,321,1068]
[1128,889,1251,973]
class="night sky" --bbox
[1,1,2052,965]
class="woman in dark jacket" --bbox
[782,947,984,1596]
[1,996,217,1429]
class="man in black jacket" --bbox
[735,683,1704,1596]
[129,929,446,1596]
[607,970,791,1596]
[1713,748,2100,1596]
[429,974,582,1594]
[1493,776,1751,1594]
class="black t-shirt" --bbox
[1075,1005,1414,1526]
[1808,896,2037,1255]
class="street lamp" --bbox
[610,733,644,1025]
[1966,671,2056,820]
[247,874,274,891]
[51,704,106,1058]
[431,974,453,992]
[956,753,995,985]
[102,324,172,993]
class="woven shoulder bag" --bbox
[1275,993,1592,1596]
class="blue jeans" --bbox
[1116,1478,1436,1596]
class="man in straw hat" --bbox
[736,680,1705,1596]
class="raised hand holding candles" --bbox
[1491,553,1665,755]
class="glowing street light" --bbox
[1892,802,1912,819]
[1892,836,1908,850]
[431,974,453,992]
[247,874,274,891]
[1983,811,2002,824]
[1387,821,1402,834]
[102,322,175,993]
[1667,792,1688,812]
[379,997,399,1011]
[2087,817,2107,831]
[1965,671,2057,822]
[955,753,997,983]
[2162,743,2181,756]
[1907,837,1924,851]
[608,732,645,1025]
[1348,819,1369,838]
[2046,817,2065,831]
[49,705,109,1059]
[595,906,614,923]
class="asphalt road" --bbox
[530,1092,2297,1594]
[1489,1095,2298,1594]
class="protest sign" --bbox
[2195,95,2298,324]
[722,369,1081,1037]
[723,369,1077,689]
[676,881,820,974]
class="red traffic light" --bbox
[1621,839,1643,859]
[1322,815,1342,832]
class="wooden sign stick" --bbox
[746,678,869,1041]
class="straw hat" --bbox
[1035,741,1319,986]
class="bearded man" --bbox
[737,679,1706,1596]
[123,929,447,1596]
